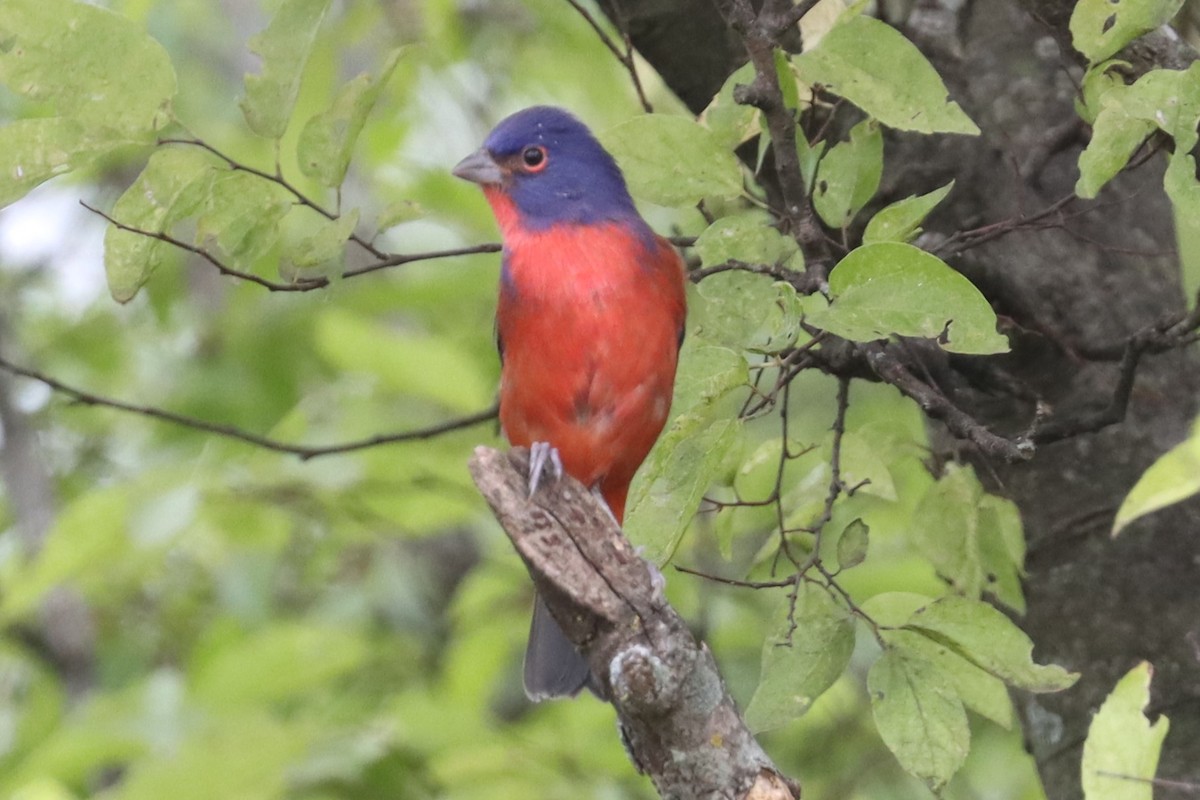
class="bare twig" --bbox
[857,342,1033,462]
[688,258,806,286]
[933,193,1077,257]
[0,354,497,460]
[84,202,325,293]
[83,201,501,292]
[565,0,654,113]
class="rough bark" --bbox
[913,4,1200,795]
[599,0,1200,796]
[468,446,797,800]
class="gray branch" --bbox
[467,446,796,800]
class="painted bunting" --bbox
[454,106,687,700]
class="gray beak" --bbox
[453,148,504,185]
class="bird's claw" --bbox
[528,441,563,498]
[590,484,620,527]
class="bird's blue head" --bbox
[453,106,642,230]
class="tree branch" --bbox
[718,0,827,276]
[83,200,503,293]
[468,446,797,800]
[856,342,1034,461]
[0,354,497,460]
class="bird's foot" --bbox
[527,441,563,498]
[590,484,620,528]
[647,560,667,598]
[629,542,668,599]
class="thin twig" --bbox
[0,354,497,460]
[158,136,391,261]
[82,201,501,291]
[565,0,654,113]
[933,193,1077,257]
[84,202,324,293]
[857,342,1033,462]
[674,564,797,588]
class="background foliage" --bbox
[0,0,1193,798]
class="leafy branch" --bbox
[159,136,392,260]
[89,136,506,294]
[718,0,828,275]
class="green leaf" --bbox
[196,172,291,267]
[1165,151,1200,300]
[691,214,804,351]
[1070,0,1185,64]
[694,213,801,268]
[1077,63,1200,197]
[1077,60,1131,124]
[283,208,359,279]
[600,114,744,207]
[1112,419,1200,534]
[693,269,801,353]
[863,181,954,244]
[869,645,969,792]
[977,494,1027,613]
[745,583,856,731]
[313,308,493,412]
[860,591,934,627]
[910,465,1025,602]
[626,342,747,561]
[1081,662,1170,800]
[625,416,741,563]
[298,47,403,187]
[792,15,979,135]
[103,148,217,303]
[240,0,333,139]
[192,624,368,709]
[812,118,883,228]
[700,62,761,150]
[835,518,869,569]
[906,595,1079,693]
[0,0,176,134]
[794,125,823,188]
[1076,94,1155,198]
[829,430,896,500]
[669,343,750,410]
[774,48,802,111]
[805,242,1010,354]
[0,0,177,205]
[0,119,119,209]
[375,199,425,232]
[883,629,1013,729]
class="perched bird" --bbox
[453,106,687,700]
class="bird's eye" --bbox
[521,146,547,171]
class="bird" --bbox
[453,106,687,700]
